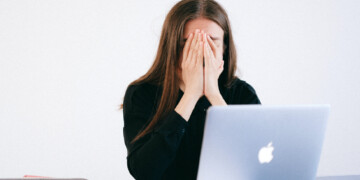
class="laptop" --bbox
[197,104,330,180]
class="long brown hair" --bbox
[120,0,238,144]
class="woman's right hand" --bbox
[181,29,204,100]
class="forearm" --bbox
[125,110,188,179]
[175,93,199,121]
[128,132,182,179]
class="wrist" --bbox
[175,91,200,121]
[184,90,202,100]
[206,92,227,106]
[205,90,221,100]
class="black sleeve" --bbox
[122,85,188,180]
[232,80,261,105]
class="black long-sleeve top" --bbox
[122,77,261,180]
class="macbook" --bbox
[197,104,330,180]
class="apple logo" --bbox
[258,141,274,164]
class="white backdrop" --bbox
[0,0,359,179]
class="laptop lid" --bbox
[197,104,330,180]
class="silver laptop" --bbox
[197,104,330,180]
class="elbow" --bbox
[127,155,138,179]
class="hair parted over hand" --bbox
[120,0,238,144]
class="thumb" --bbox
[203,66,205,93]
[219,60,224,68]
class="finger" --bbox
[186,47,194,65]
[195,30,202,47]
[193,31,202,64]
[183,33,194,62]
[197,39,204,67]
[190,29,200,53]
[208,43,217,63]
[188,30,200,65]
[201,30,205,42]
[204,33,210,67]
[208,44,220,68]
[206,35,217,57]
[190,37,200,66]
[205,38,216,63]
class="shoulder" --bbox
[226,77,261,104]
[123,82,161,114]
[124,82,159,99]
[231,77,258,95]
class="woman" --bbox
[121,0,261,179]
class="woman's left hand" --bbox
[203,32,224,99]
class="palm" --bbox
[203,33,224,97]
